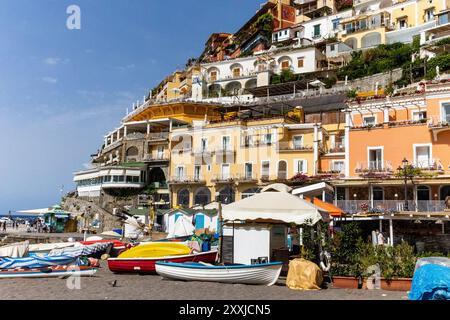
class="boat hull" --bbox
[155,262,283,286]
[0,266,97,279]
[107,250,218,274]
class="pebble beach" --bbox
[0,261,408,300]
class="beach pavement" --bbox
[0,261,409,300]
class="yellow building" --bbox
[339,0,450,49]
[167,109,346,208]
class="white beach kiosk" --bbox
[221,184,329,265]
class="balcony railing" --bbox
[336,200,446,214]
[235,173,258,182]
[148,132,169,141]
[143,154,169,162]
[414,159,444,172]
[328,146,345,153]
[277,142,313,152]
[125,132,146,141]
[211,174,236,183]
[355,161,394,174]
[428,115,450,129]
[168,176,206,184]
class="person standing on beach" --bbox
[2,221,6,232]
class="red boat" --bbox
[107,250,218,274]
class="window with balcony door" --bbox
[438,12,449,25]
[245,163,253,179]
[243,135,253,147]
[415,145,432,168]
[424,8,434,22]
[210,71,217,82]
[331,161,345,173]
[262,133,273,145]
[359,19,367,30]
[294,160,306,174]
[398,18,408,29]
[363,116,376,126]
[176,167,184,179]
[297,57,304,68]
[293,136,303,149]
[201,138,208,151]
[221,164,230,179]
[232,68,241,78]
[368,148,383,170]
[157,146,164,159]
[222,136,230,151]
[442,103,450,123]
[194,165,201,180]
[261,161,270,179]
[412,110,427,121]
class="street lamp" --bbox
[397,158,412,211]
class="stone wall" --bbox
[334,68,404,92]
[62,197,123,233]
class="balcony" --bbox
[328,146,345,153]
[336,200,446,214]
[414,159,445,173]
[207,72,257,83]
[125,132,146,141]
[168,175,206,185]
[277,142,313,152]
[143,154,169,163]
[147,132,169,143]
[102,139,123,153]
[355,161,394,177]
[235,173,258,183]
[211,174,236,184]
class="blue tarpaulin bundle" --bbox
[409,264,450,300]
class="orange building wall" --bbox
[349,125,450,177]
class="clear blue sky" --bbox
[0,0,264,213]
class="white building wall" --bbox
[233,225,271,264]
[301,10,353,42]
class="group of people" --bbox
[0,220,20,232]
[25,219,49,233]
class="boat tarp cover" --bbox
[286,258,323,291]
[0,255,79,269]
[222,191,325,225]
[168,216,195,239]
[409,264,450,300]
[0,241,29,258]
[48,242,112,257]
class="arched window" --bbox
[344,38,357,50]
[125,146,139,162]
[440,186,450,201]
[194,188,211,206]
[278,160,288,180]
[361,32,381,49]
[218,186,235,204]
[177,189,190,208]
[224,81,242,96]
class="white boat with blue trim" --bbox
[155,261,283,286]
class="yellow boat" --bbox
[118,242,192,259]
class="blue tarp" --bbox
[409,264,450,300]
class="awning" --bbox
[222,191,326,225]
[73,171,101,181]
[304,197,343,217]
[125,170,141,177]
[110,169,125,175]
[16,208,50,215]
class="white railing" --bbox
[355,161,394,173]
[336,200,445,213]
[414,158,444,171]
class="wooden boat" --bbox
[0,265,97,279]
[107,250,218,274]
[117,242,192,259]
[155,261,283,286]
